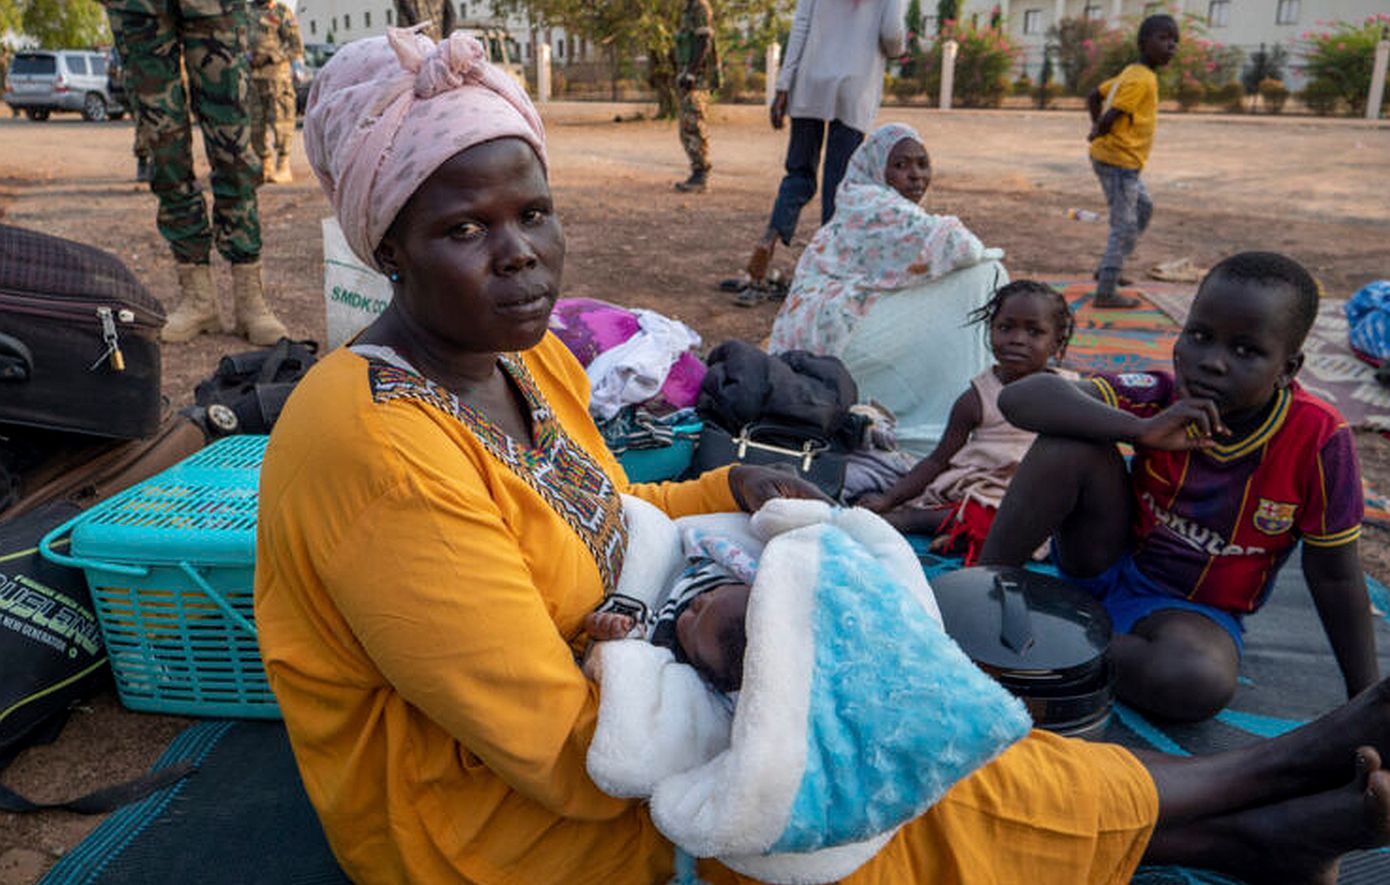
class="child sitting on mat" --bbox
[978,252,1377,723]
[857,280,1075,564]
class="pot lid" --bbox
[931,566,1112,673]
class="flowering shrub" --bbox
[1058,11,1242,100]
[923,20,1018,107]
[1299,15,1390,116]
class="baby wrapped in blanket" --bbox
[584,497,1034,884]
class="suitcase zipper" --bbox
[0,290,163,330]
[92,306,126,372]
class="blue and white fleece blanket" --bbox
[585,497,1032,884]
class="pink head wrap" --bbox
[303,27,547,270]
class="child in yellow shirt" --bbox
[1087,14,1178,308]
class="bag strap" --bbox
[0,760,197,814]
[255,337,295,385]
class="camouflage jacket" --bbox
[674,0,720,90]
[100,0,241,19]
[250,0,303,79]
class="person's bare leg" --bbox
[977,436,1131,576]
[1135,679,1390,825]
[1111,610,1239,722]
[1144,747,1390,884]
[745,227,778,283]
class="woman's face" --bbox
[883,137,930,205]
[375,138,564,357]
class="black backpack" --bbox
[190,337,319,438]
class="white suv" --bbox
[4,50,122,122]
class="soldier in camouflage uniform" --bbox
[105,12,158,181]
[102,0,288,347]
[249,0,302,185]
[673,0,719,193]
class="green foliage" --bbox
[901,0,925,78]
[20,0,110,48]
[1012,73,1032,95]
[0,0,24,40]
[1240,43,1287,95]
[1205,79,1243,111]
[1299,78,1342,115]
[1299,14,1390,117]
[1048,17,1108,94]
[1258,77,1289,114]
[936,0,958,32]
[1175,76,1203,111]
[1061,12,1241,101]
[924,19,1016,108]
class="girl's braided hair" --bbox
[967,280,1075,361]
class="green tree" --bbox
[491,0,790,116]
[21,0,110,48]
[936,0,957,31]
[901,0,924,78]
[0,0,24,38]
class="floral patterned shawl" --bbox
[768,123,1003,357]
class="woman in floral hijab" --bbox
[768,123,1002,356]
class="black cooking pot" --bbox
[929,565,1115,738]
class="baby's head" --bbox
[1174,251,1316,421]
[676,582,750,693]
[970,280,1074,381]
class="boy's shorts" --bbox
[1057,553,1246,655]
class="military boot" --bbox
[231,260,289,346]
[673,168,708,193]
[268,152,293,184]
[162,263,224,343]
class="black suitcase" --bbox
[0,224,165,440]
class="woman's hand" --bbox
[856,492,893,513]
[728,464,830,513]
[1136,399,1229,451]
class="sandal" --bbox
[732,284,766,308]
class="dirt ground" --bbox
[0,102,1388,883]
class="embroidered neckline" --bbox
[356,345,627,596]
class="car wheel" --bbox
[26,108,50,121]
[82,93,109,122]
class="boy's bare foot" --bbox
[1153,746,1390,884]
[1239,747,1390,884]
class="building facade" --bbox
[946,0,1386,86]
[292,0,589,69]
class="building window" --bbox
[1276,0,1300,24]
[310,19,317,35]
[343,13,351,29]
[1208,0,1229,27]
[331,17,337,32]
[364,10,371,27]
[1022,9,1042,34]
[386,8,393,24]
[524,42,530,60]
[1084,4,1103,20]
[556,39,564,59]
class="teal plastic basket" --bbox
[40,436,278,719]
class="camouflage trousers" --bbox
[250,75,295,162]
[678,86,710,173]
[132,117,156,160]
[110,6,261,265]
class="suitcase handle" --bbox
[0,332,33,381]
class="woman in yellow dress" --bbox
[254,26,1390,885]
